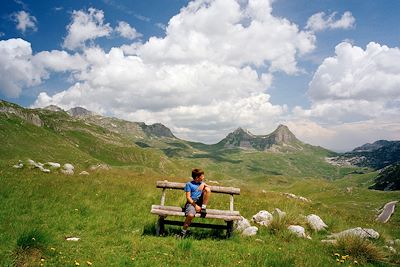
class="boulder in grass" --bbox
[306,214,328,231]
[79,171,89,175]
[47,162,61,168]
[242,226,258,237]
[327,227,379,240]
[288,225,311,239]
[252,210,273,226]
[62,163,74,175]
[234,216,251,232]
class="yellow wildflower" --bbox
[75,261,80,266]
[334,253,340,257]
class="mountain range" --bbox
[1,99,399,190]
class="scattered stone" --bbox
[234,216,251,232]
[242,226,258,237]
[90,164,110,171]
[79,171,89,175]
[272,208,286,221]
[62,163,74,175]
[283,193,311,203]
[252,210,273,226]
[327,227,379,239]
[28,159,36,166]
[13,161,24,169]
[306,214,328,231]
[288,225,311,239]
[39,167,50,173]
[65,237,80,241]
[47,162,61,168]
[346,187,353,193]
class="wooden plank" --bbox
[151,209,241,221]
[151,205,240,216]
[163,220,228,230]
[229,194,234,211]
[160,188,166,206]
[156,181,240,195]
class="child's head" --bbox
[192,168,204,180]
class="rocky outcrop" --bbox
[67,107,94,117]
[252,210,273,226]
[327,227,379,239]
[139,122,176,138]
[0,101,43,127]
[218,124,301,151]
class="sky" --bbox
[1,0,400,152]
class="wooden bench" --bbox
[151,180,241,237]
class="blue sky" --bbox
[1,0,400,151]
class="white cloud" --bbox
[138,0,315,74]
[115,21,142,40]
[63,8,112,50]
[0,38,44,97]
[286,41,400,151]
[32,0,314,143]
[0,38,88,98]
[306,11,355,32]
[13,10,37,33]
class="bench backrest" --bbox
[156,181,240,195]
[156,180,240,211]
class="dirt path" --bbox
[376,201,398,223]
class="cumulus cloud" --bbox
[115,21,142,40]
[0,38,87,97]
[63,7,112,50]
[12,10,37,33]
[138,0,315,74]
[305,11,355,32]
[0,38,44,97]
[31,0,315,142]
[286,41,400,151]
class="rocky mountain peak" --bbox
[220,124,300,151]
[139,122,176,138]
[352,140,392,152]
[270,124,297,143]
[67,107,94,117]
[43,105,64,112]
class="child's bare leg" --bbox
[202,187,211,205]
[183,214,194,230]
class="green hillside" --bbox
[1,100,399,266]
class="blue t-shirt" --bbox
[184,180,204,202]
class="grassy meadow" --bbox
[1,104,399,266]
[0,161,399,267]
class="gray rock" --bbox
[288,225,311,239]
[252,210,273,226]
[242,226,258,237]
[234,216,251,232]
[328,227,379,239]
[47,162,61,168]
[79,171,89,175]
[306,214,328,231]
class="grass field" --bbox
[1,162,399,266]
[1,103,399,266]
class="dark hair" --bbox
[192,168,204,179]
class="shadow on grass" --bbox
[142,221,229,240]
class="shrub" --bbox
[16,229,49,250]
[335,234,386,264]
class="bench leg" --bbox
[226,221,234,238]
[156,216,165,236]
